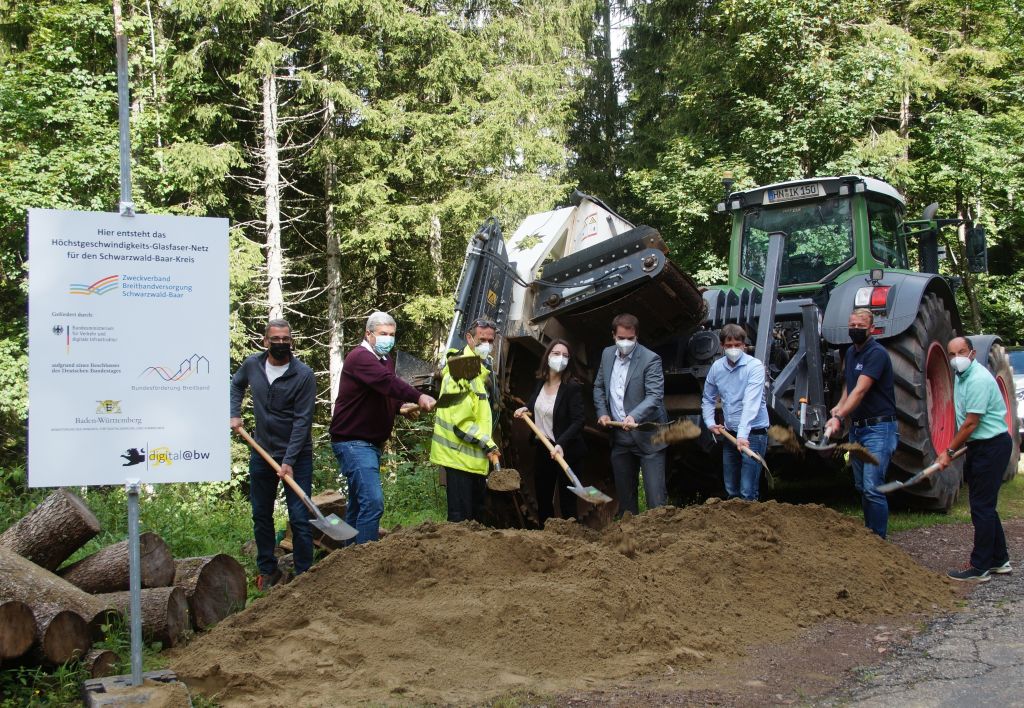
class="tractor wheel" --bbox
[983,342,1021,482]
[886,292,962,511]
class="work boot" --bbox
[989,560,1013,575]
[946,565,990,583]
[256,567,283,591]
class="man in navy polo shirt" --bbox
[824,307,897,538]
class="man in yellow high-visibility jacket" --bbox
[430,319,500,522]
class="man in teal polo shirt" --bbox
[937,336,1013,582]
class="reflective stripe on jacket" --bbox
[429,345,496,475]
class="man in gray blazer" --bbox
[594,313,668,515]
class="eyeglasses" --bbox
[268,336,292,344]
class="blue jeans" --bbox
[249,450,313,576]
[722,432,768,501]
[850,421,898,539]
[332,440,383,544]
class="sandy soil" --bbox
[169,500,960,706]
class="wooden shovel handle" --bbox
[234,426,307,502]
[518,413,571,474]
[718,429,769,468]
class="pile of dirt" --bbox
[170,500,957,706]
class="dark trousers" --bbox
[965,432,1011,571]
[249,450,313,576]
[610,433,666,516]
[446,466,487,523]
[533,446,579,524]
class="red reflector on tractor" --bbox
[870,286,890,307]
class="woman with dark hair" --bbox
[514,339,587,524]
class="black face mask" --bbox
[268,342,292,360]
[848,327,869,345]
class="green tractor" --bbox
[443,176,1019,522]
[701,174,1019,509]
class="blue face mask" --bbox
[373,335,395,356]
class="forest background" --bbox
[3,0,1024,470]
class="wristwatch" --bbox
[945,448,956,456]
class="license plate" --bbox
[763,183,824,205]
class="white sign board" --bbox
[27,209,230,486]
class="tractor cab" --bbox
[717,175,909,295]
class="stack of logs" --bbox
[0,489,246,677]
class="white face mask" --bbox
[474,342,492,359]
[548,354,568,372]
[951,355,972,374]
[724,347,743,363]
[615,338,636,355]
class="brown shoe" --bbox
[256,567,283,591]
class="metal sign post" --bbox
[125,479,143,685]
[113,0,142,687]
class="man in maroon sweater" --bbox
[330,311,436,544]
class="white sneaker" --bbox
[989,560,1013,575]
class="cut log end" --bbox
[173,555,247,630]
[38,609,91,665]
[95,587,190,648]
[0,600,36,660]
[82,648,119,678]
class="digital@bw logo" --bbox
[119,445,210,468]
[148,446,210,467]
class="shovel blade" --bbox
[804,439,836,452]
[875,480,906,494]
[877,471,925,494]
[312,513,358,542]
[567,484,612,505]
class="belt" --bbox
[852,415,896,427]
[726,427,768,436]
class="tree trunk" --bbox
[0,547,119,641]
[173,554,247,630]
[58,532,174,594]
[94,587,189,648]
[82,647,119,678]
[0,599,36,661]
[325,97,345,403]
[0,489,100,571]
[429,211,446,359]
[263,68,284,320]
[954,185,983,332]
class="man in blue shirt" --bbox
[825,308,897,538]
[937,336,1013,582]
[701,324,770,501]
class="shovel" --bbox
[235,427,358,542]
[717,428,774,488]
[805,429,836,452]
[398,389,467,415]
[605,420,662,432]
[519,413,612,505]
[876,447,966,494]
